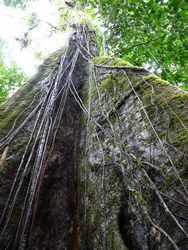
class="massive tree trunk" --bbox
[0,27,188,250]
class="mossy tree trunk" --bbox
[0,36,188,250]
[0,26,97,250]
[82,57,188,250]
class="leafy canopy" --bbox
[1,0,188,90]
[79,0,188,89]
[0,56,26,103]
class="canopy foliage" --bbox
[79,0,188,89]
[0,0,187,99]
[0,56,26,103]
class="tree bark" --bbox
[0,31,188,250]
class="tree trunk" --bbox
[0,29,187,250]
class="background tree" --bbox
[0,46,26,103]
[79,0,188,89]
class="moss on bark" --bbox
[0,50,188,250]
[87,56,188,250]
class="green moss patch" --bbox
[93,56,135,68]
[0,107,22,132]
[100,74,125,93]
[141,73,188,153]
[143,74,170,86]
[168,129,188,153]
[176,130,188,145]
[0,83,38,136]
[169,93,188,107]
[142,74,188,107]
